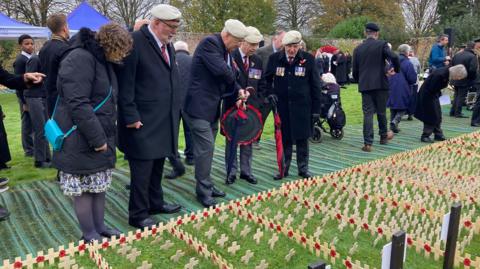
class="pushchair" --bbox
[466,88,477,110]
[310,82,346,143]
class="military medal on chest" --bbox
[276,67,285,77]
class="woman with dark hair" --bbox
[54,23,132,242]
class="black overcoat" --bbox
[53,29,117,174]
[264,50,322,141]
[414,67,449,126]
[116,25,181,160]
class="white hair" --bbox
[397,44,411,55]
[449,64,467,81]
[322,73,337,84]
[174,40,189,52]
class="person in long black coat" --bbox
[116,6,184,228]
[415,65,467,142]
[264,30,322,180]
[0,64,45,221]
[55,26,132,242]
[222,26,266,185]
[332,50,348,85]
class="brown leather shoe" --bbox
[361,144,372,152]
[380,131,394,144]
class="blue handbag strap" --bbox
[51,86,112,138]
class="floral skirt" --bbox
[59,169,112,196]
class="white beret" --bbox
[150,4,181,21]
[223,19,247,39]
[282,30,302,45]
[244,26,263,44]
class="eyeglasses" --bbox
[160,20,181,30]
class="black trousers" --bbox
[128,158,165,221]
[0,105,11,165]
[422,123,444,138]
[25,97,51,163]
[361,90,389,145]
[451,86,469,116]
[284,139,309,175]
[18,98,33,155]
[471,86,480,125]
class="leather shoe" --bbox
[165,169,185,179]
[34,161,52,169]
[100,227,121,238]
[240,174,257,184]
[129,217,157,229]
[225,175,236,185]
[211,187,226,197]
[380,131,394,145]
[149,203,181,215]
[197,196,217,208]
[361,144,372,152]
[0,206,10,221]
[390,123,400,133]
[185,158,195,166]
[471,123,480,127]
[407,115,413,121]
[421,137,434,143]
[273,172,288,180]
[298,171,312,178]
[434,136,446,141]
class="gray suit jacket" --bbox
[256,44,274,70]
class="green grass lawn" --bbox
[0,85,362,185]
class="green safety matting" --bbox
[0,109,477,261]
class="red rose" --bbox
[464,258,472,266]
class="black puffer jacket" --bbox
[52,28,117,174]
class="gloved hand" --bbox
[312,113,320,123]
[267,94,278,106]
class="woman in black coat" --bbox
[54,24,132,242]
[415,65,467,142]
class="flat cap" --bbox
[244,26,263,44]
[365,22,380,32]
[150,4,181,21]
[282,30,302,46]
[473,37,480,43]
[223,19,248,39]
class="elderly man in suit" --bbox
[0,63,45,221]
[223,26,266,185]
[184,19,249,207]
[116,4,183,229]
[253,30,286,149]
[353,22,399,152]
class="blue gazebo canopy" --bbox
[67,1,110,32]
[0,11,49,39]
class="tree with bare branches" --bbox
[402,0,439,37]
[275,0,321,31]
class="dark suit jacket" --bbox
[222,48,266,110]
[175,50,192,106]
[264,50,322,141]
[1,64,25,90]
[39,38,70,115]
[184,34,241,123]
[13,53,29,103]
[353,38,400,92]
[116,24,181,160]
[256,44,274,70]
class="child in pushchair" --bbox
[310,73,346,143]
